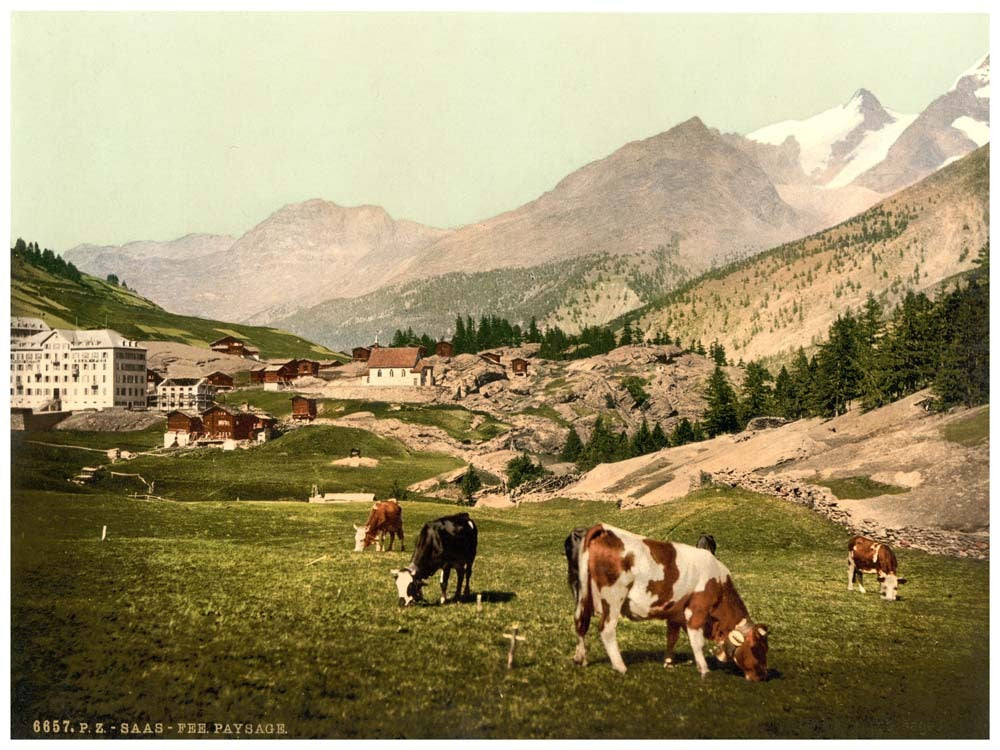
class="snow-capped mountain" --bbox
[747,53,989,196]
[747,89,917,189]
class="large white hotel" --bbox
[10,317,147,411]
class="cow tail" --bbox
[575,527,602,638]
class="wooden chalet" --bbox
[510,357,529,377]
[290,396,318,421]
[199,405,271,441]
[209,336,260,360]
[434,341,454,357]
[204,371,235,390]
[352,346,373,362]
[262,361,297,390]
[249,366,267,384]
[147,369,164,387]
[166,410,203,435]
[482,352,502,365]
[293,359,320,378]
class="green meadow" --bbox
[10,422,989,739]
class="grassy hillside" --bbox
[274,244,691,350]
[11,480,987,738]
[10,254,344,360]
[624,145,989,365]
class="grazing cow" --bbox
[353,500,404,552]
[847,536,905,601]
[696,534,717,555]
[391,513,478,606]
[570,523,770,680]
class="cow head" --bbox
[879,573,905,601]
[391,568,426,606]
[729,624,770,682]
[352,524,369,552]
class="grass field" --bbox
[942,406,989,446]
[216,391,511,444]
[11,479,989,738]
[812,475,910,500]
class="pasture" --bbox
[11,484,988,738]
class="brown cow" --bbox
[570,523,770,680]
[354,500,404,552]
[847,536,905,601]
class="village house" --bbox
[434,341,455,358]
[204,371,235,390]
[200,405,275,442]
[163,410,203,448]
[10,325,147,412]
[209,336,260,360]
[293,359,320,378]
[263,361,298,391]
[364,347,434,387]
[290,395,318,421]
[249,366,267,385]
[156,377,216,413]
[510,357,529,377]
[146,369,164,387]
[352,345,375,361]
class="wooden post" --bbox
[503,623,525,670]
[476,593,483,614]
[101,525,107,541]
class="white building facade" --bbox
[10,327,147,411]
[363,347,434,387]
[156,377,217,412]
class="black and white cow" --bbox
[391,513,478,606]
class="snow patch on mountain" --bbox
[952,52,990,91]
[748,99,865,176]
[825,110,919,189]
[951,116,990,146]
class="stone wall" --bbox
[703,468,988,561]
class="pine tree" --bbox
[459,465,482,502]
[703,366,739,436]
[650,422,668,450]
[559,427,584,462]
[669,417,696,446]
[737,360,774,428]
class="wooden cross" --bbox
[503,623,526,670]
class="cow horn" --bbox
[353,523,360,531]
[756,625,769,637]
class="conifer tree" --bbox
[559,426,584,462]
[703,366,739,436]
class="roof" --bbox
[159,377,207,387]
[365,347,422,370]
[210,336,243,346]
[13,327,142,351]
[205,370,233,378]
[200,404,235,416]
[10,317,50,332]
[166,410,202,420]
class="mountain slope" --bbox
[853,54,990,194]
[11,253,342,360]
[388,117,809,287]
[630,145,989,364]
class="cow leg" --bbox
[386,531,395,551]
[573,587,593,667]
[847,555,855,591]
[686,626,710,678]
[462,561,473,597]
[440,565,452,604]
[399,528,405,552]
[663,623,682,668]
[376,533,384,552]
[599,591,628,674]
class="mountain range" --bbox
[62,54,990,349]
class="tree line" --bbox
[11,238,83,282]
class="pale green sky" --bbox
[11,12,989,252]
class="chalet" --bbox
[290,395,318,421]
[200,405,262,441]
[352,346,372,362]
[209,336,260,360]
[204,371,235,390]
[263,361,297,391]
[482,352,502,365]
[434,341,455,358]
[164,410,203,448]
[147,369,164,387]
[364,347,434,387]
[293,359,320,378]
[510,357,529,377]
[249,366,267,385]
[156,377,216,412]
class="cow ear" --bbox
[755,625,769,638]
[390,569,399,578]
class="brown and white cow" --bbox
[847,536,905,601]
[569,523,770,680]
[353,500,404,552]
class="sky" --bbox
[10,12,989,252]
